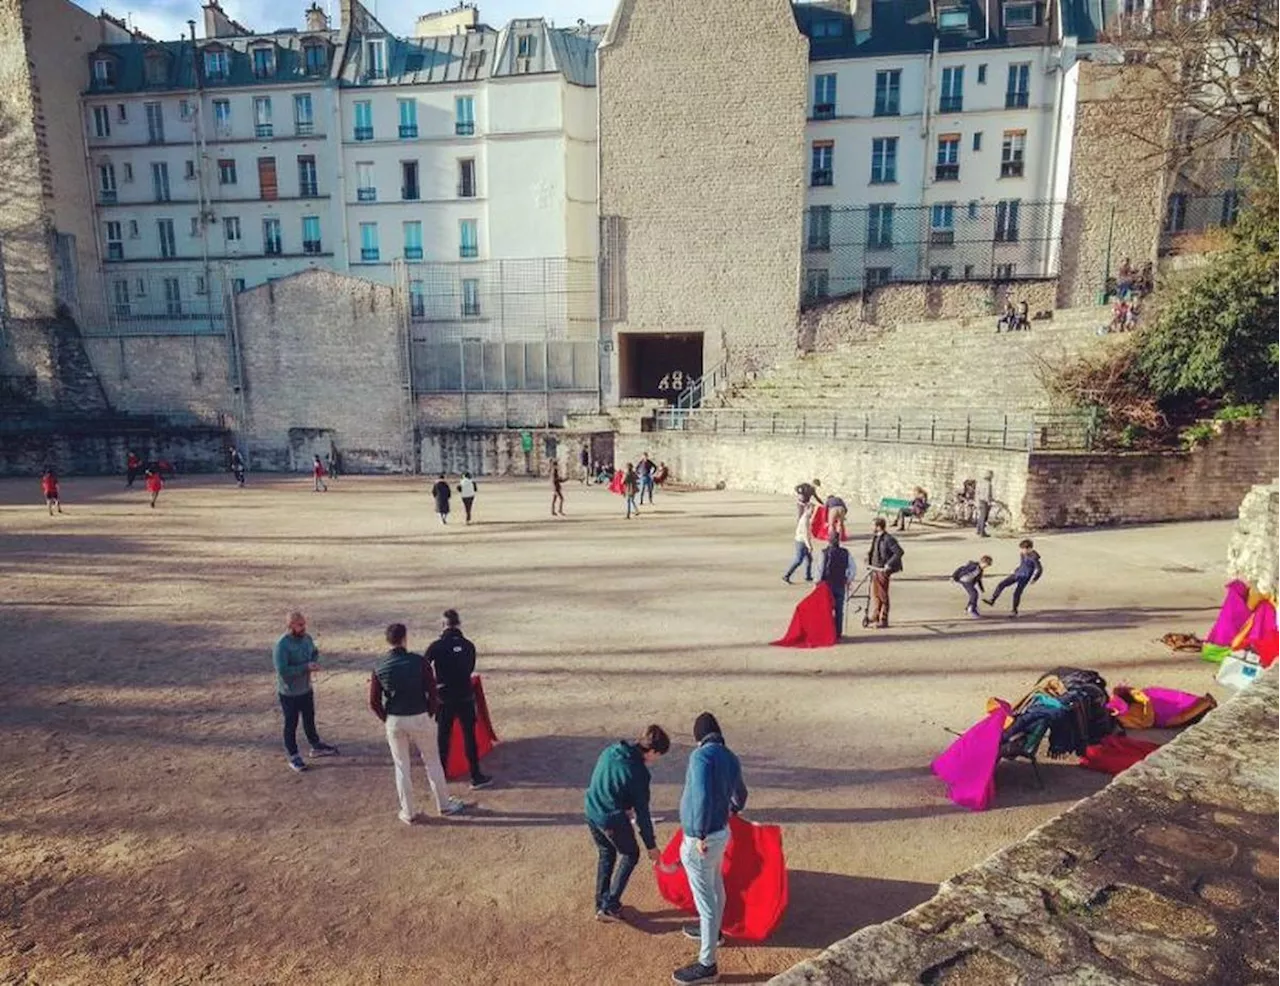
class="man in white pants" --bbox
[369,623,465,823]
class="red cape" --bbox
[772,582,838,648]
[654,814,788,942]
[443,674,499,780]
[608,471,624,494]
[810,504,848,543]
[1078,735,1159,775]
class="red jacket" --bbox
[145,473,163,493]
[41,475,58,496]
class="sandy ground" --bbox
[0,475,1231,985]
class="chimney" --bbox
[415,3,480,37]
[305,2,330,31]
[202,0,250,37]
[849,0,872,40]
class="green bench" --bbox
[878,496,917,528]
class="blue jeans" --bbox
[639,476,655,504]
[831,585,846,636]
[784,542,812,581]
[681,828,730,967]
[990,574,1030,611]
[625,493,638,517]
[587,819,640,912]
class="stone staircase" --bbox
[713,306,1115,414]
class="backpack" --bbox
[952,562,974,584]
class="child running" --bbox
[551,461,565,517]
[312,455,328,493]
[41,468,63,515]
[952,555,992,618]
[984,540,1043,617]
[145,468,164,508]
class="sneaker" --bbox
[672,962,719,985]
[469,774,494,790]
[287,755,307,773]
[966,608,982,619]
[681,924,726,946]
[595,904,623,923]
[440,798,466,817]
[1011,610,1020,618]
[982,597,996,607]
[398,812,417,825]
[781,576,792,584]
[309,743,339,757]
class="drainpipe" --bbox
[593,41,606,414]
[1043,42,1070,278]
[921,38,939,276]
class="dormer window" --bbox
[517,34,537,58]
[252,46,276,79]
[92,57,116,88]
[938,6,971,30]
[204,49,228,81]
[144,52,169,86]
[810,19,844,38]
[303,42,328,75]
[1002,1,1039,27]
[365,39,386,79]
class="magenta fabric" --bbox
[1205,580,1251,646]
[1142,688,1207,728]
[931,702,1010,812]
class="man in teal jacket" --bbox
[273,611,339,772]
[584,724,671,921]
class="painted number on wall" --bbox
[656,370,695,391]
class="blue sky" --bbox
[73,0,617,41]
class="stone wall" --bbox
[598,0,810,389]
[414,391,601,430]
[421,428,613,478]
[1227,483,1279,596]
[83,334,231,423]
[0,424,227,476]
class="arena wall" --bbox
[83,335,232,423]
[421,428,613,478]
[0,425,227,476]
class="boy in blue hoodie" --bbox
[674,712,748,986]
[584,725,671,921]
[984,539,1044,616]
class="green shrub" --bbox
[1179,421,1218,449]
[1213,403,1264,421]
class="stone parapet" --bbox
[1226,482,1279,596]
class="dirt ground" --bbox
[0,475,1231,985]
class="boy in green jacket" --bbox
[584,725,671,921]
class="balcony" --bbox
[107,243,124,260]
[402,187,420,201]
[399,124,418,139]
[1000,161,1025,178]
[455,121,474,136]
[812,103,835,120]
[300,183,319,198]
[457,181,476,198]
[995,230,1020,244]
[357,187,377,202]
[929,229,955,246]
[295,121,314,137]
[935,163,960,181]
[939,97,963,113]
[99,189,118,204]
[147,133,164,145]
[810,169,833,187]
[265,242,282,256]
[404,247,423,260]
[113,304,130,317]
[873,101,899,117]
[361,247,380,261]
[459,244,478,259]
[303,240,323,255]
[214,125,234,140]
[255,123,274,139]
[461,301,481,318]
[354,126,373,141]
[166,302,183,316]
[1005,91,1029,109]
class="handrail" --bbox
[675,359,729,411]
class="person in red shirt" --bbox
[125,451,141,488]
[551,461,565,517]
[312,454,328,493]
[145,469,163,508]
[41,469,62,516]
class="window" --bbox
[409,279,426,317]
[930,266,952,281]
[123,163,134,183]
[938,5,970,29]
[128,220,139,238]
[204,49,228,81]
[1000,131,1025,177]
[995,199,1020,241]
[92,106,111,138]
[105,221,123,260]
[810,142,833,186]
[459,219,478,259]
[144,54,168,86]
[455,96,475,135]
[93,58,116,88]
[179,99,193,121]
[867,203,893,249]
[517,34,538,59]
[163,276,181,315]
[1006,63,1030,108]
[98,163,117,203]
[457,158,475,198]
[365,39,386,79]
[263,217,282,256]
[874,70,901,116]
[304,44,328,76]
[232,278,245,293]
[298,155,318,197]
[461,277,481,317]
[804,269,829,301]
[357,161,376,201]
[967,200,980,220]
[1220,190,1240,226]
[403,220,423,260]
[213,99,231,134]
[1003,1,1039,27]
[973,132,983,152]
[930,202,955,245]
[184,160,196,180]
[157,218,176,258]
[145,102,164,143]
[254,97,273,139]
[252,46,276,79]
[360,222,380,261]
[189,216,200,237]
[1164,193,1188,232]
[864,267,892,288]
[354,101,373,141]
[194,274,207,295]
[117,103,128,122]
[871,137,897,184]
[257,156,278,200]
[398,99,418,139]
[224,216,241,242]
[807,205,831,251]
[977,64,987,84]
[294,94,314,135]
[940,67,964,113]
[810,19,843,37]
[112,279,130,315]
[813,73,837,118]
[151,162,170,202]
[218,159,237,184]
[399,160,419,200]
[995,263,1016,279]
[936,135,960,181]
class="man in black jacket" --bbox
[867,518,904,629]
[819,533,854,637]
[431,474,452,524]
[426,608,493,789]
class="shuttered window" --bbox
[258,157,278,201]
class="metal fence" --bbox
[1159,190,1242,254]
[803,200,1065,304]
[654,407,1097,452]
[80,265,230,337]
[410,339,599,393]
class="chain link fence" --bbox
[79,265,230,337]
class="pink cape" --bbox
[931,701,1011,811]
[1205,580,1251,647]
[771,582,837,648]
